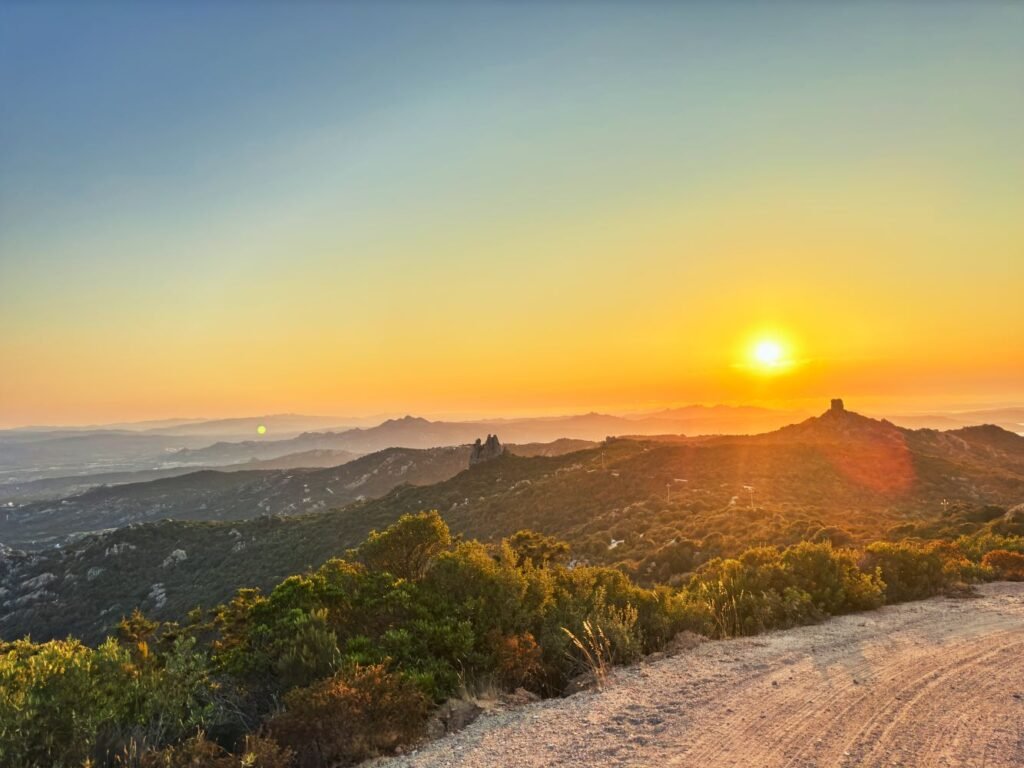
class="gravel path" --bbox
[377,582,1024,768]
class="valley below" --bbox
[379,582,1024,768]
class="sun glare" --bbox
[748,337,793,374]
[754,340,784,366]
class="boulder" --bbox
[427,698,483,737]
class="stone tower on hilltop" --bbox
[469,434,504,466]
[831,398,845,413]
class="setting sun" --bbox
[746,336,796,375]
[754,340,785,367]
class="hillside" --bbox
[3,404,1022,643]
[0,446,468,548]
[0,448,364,504]
[0,441,593,546]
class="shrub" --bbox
[955,533,1024,561]
[490,631,543,690]
[681,541,888,638]
[981,550,1024,581]
[507,530,570,567]
[267,665,429,767]
[0,638,121,768]
[355,510,452,580]
[13,515,1007,768]
[862,541,947,602]
[273,608,339,690]
[533,567,649,687]
[137,734,293,768]
[782,542,883,615]
[928,541,991,584]
[684,567,809,638]
[683,548,813,637]
[0,635,214,768]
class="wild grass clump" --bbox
[562,620,613,689]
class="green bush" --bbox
[862,541,948,602]
[782,541,884,615]
[8,510,1009,768]
[354,510,452,580]
[0,635,214,768]
[681,542,886,638]
[955,532,1024,561]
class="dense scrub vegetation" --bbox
[6,424,1024,644]
[2,512,1022,767]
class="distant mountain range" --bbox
[166,407,811,466]
[0,447,467,548]
[0,449,364,504]
[0,440,595,546]
[883,407,1024,433]
[3,402,1021,643]
[0,405,808,484]
[6,404,1019,487]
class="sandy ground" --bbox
[378,583,1024,768]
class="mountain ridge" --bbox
[2,403,1022,643]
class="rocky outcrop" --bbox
[469,435,504,466]
[148,583,167,609]
[161,549,187,568]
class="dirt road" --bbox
[378,582,1024,768]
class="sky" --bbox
[1,2,1022,427]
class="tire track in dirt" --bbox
[375,583,1024,768]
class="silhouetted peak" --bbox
[470,434,504,466]
[382,415,430,427]
[770,400,901,443]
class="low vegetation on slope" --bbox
[4,409,1024,643]
[3,511,1023,768]
[0,446,472,548]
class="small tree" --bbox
[355,511,452,580]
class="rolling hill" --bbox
[0,447,466,548]
[162,408,808,466]
[0,448,364,504]
[2,403,1022,643]
[0,405,803,485]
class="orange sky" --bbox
[1,4,1022,427]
